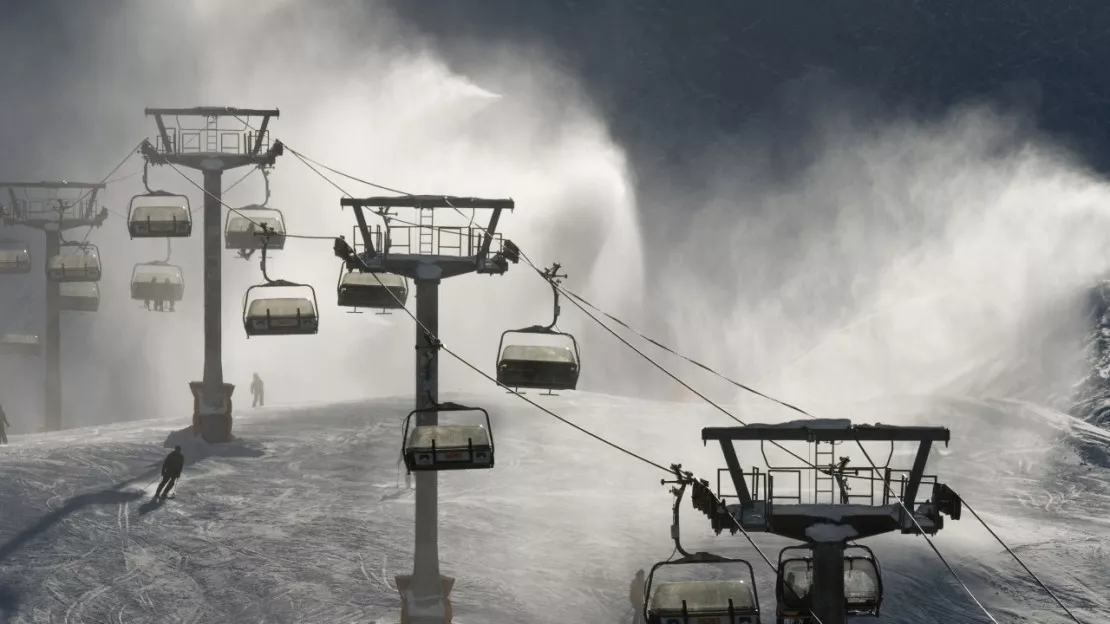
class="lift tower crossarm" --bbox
[703,423,951,443]
[340,195,515,280]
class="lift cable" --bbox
[514,247,1084,622]
[155,158,333,242]
[851,442,1001,623]
[960,495,1084,623]
[237,139,1072,621]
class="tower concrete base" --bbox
[395,574,454,624]
[189,382,235,443]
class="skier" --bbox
[155,445,185,499]
[0,403,9,444]
[250,373,264,408]
[630,569,646,624]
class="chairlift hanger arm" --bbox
[541,263,568,329]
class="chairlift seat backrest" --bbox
[407,424,490,451]
[247,297,316,319]
[59,282,100,312]
[1,333,39,346]
[0,247,30,273]
[0,333,41,356]
[226,214,287,250]
[500,344,576,364]
[650,580,758,614]
[47,249,100,281]
[341,271,406,289]
[844,559,880,605]
[227,215,284,233]
[130,204,190,232]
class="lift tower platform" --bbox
[339,194,516,624]
[138,107,283,443]
[700,419,963,624]
[0,181,108,431]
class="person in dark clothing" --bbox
[155,445,185,499]
[250,373,264,407]
[0,404,9,444]
[333,235,354,262]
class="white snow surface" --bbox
[0,391,1107,623]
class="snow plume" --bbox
[0,0,644,429]
[645,94,1110,424]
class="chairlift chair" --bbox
[127,191,192,238]
[496,263,580,394]
[496,327,581,393]
[130,262,185,305]
[775,544,883,622]
[59,281,100,312]
[644,556,762,624]
[401,403,494,472]
[46,244,101,282]
[0,332,40,356]
[225,205,287,252]
[0,240,31,274]
[336,264,408,313]
[242,282,319,337]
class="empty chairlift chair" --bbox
[130,263,185,307]
[401,403,494,472]
[644,557,762,624]
[59,282,100,312]
[242,282,319,337]
[0,332,41,356]
[336,266,408,311]
[775,545,882,622]
[496,327,581,393]
[46,244,101,282]
[0,241,31,274]
[127,191,192,238]
[225,206,286,252]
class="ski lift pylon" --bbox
[775,544,883,621]
[127,190,192,238]
[59,281,100,312]
[336,263,408,312]
[46,243,101,282]
[401,402,494,472]
[241,227,317,337]
[0,240,31,274]
[644,467,763,624]
[496,263,580,394]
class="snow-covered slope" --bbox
[0,391,1107,623]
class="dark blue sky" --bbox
[393,0,1110,175]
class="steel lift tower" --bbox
[0,181,108,431]
[697,419,963,624]
[340,194,516,624]
[138,107,283,443]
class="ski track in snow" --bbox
[0,392,1106,623]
